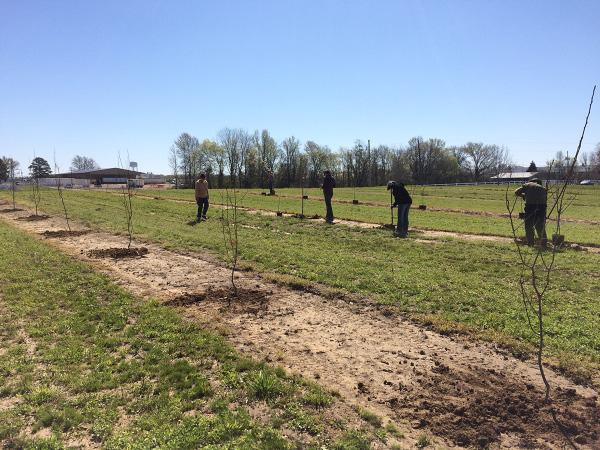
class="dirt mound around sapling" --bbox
[387,360,599,449]
[41,230,91,238]
[165,286,271,314]
[291,213,320,219]
[87,247,149,259]
[18,214,51,221]
[0,208,24,213]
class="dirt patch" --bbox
[17,214,51,221]
[389,361,598,448]
[1,204,599,449]
[40,230,91,238]
[165,286,271,315]
[87,247,149,259]
[0,208,24,213]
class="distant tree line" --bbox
[2,140,599,188]
[169,129,523,189]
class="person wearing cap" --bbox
[515,178,547,246]
[387,181,412,237]
[195,173,209,220]
[320,170,336,223]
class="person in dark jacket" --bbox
[388,181,412,237]
[515,178,547,246]
[321,170,336,223]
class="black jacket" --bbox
[391,183,412,206]
[322,174,336,196]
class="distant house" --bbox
[490,172,538,183]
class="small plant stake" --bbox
[300,183,305,219]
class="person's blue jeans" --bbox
[324,193,334,221]
[397,203,411,235]
[524,203,546,246]
[197,197,209,218]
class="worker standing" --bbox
[195,173,209,220]
[321,170,336,224]
[387,181,412,237]
[514,178,547,247]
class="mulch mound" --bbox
[164,286,271,315]
[385,361,599,449]
[41,230,91,238]
[87,247,149,259]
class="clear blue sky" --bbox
[1,0,598,176]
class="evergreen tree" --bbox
[526,161,538,172]
[28,157,52,178]
[0,158,7,182]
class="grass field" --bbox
[142,185,600,244]
[1,185,599,390]
[0,220,397,449]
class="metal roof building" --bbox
[52,168,143,179]
[490,171,538,182]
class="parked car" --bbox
[64,184,72,189]
[580,180,595,185]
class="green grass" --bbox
[139,185,600,244]
[0,220,381,448]
[1,187,600,388]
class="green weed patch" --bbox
[0,220,383,448]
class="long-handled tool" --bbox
[301,183,305,218]
[390,190,394,228]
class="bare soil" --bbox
[87,246,149,259]
[1,203,598,449]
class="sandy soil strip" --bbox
[1,204,598,449]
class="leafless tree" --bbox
[118,153,134,249]
[218,127,242,188]
[169,146,178,188]
[220,188,246,300]
[173,133,200,188]
[2,157,19,209]
[461,142,507,182]
[281,136,301,187]
[70,155,100,171]
[54,154,71,231]
[505,86,595,403]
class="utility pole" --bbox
[368,139,371,187]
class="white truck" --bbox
[127,179,144,188]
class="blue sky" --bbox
[1,0,598,176]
